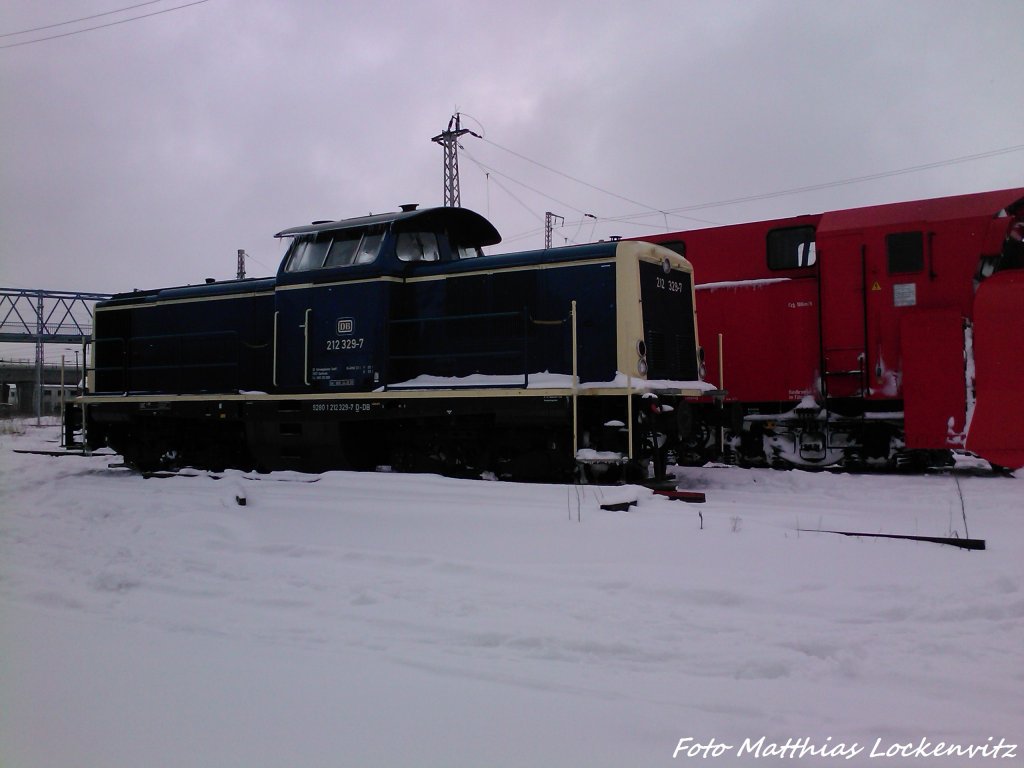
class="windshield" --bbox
[284,230,382,272]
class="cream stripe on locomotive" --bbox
[77,382,709,405]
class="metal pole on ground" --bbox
[35,292,43,426]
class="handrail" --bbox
[272,311,279,387]
[571,300,578,457]
[303,308,311,386]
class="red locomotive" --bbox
[635,187,1024,470]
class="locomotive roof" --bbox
[635,187,1024,242]
[818,187,1024,234]
[274,206,502,246]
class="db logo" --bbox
[336,318,354,335]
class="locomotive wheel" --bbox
[675,420,712,467]
[123,440,180,474]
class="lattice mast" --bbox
[544,212,564,249]
[431,113,477,208]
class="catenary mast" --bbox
[432,113,479,208]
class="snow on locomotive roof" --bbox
[273,206,502,247]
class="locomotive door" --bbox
[817,232,867,400]
[274,283,388,392]
[273,286,315,391]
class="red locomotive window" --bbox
[886,231,924,273]
[660,240,687,258]
[767,226,816,270]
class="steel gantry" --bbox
[0,287,112,422]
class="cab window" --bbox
[886,231,924,274]
[454,244,482,259]
[323,234,361,267]
[284,230,382,272]
[767,226,816,270]
[660,240,687,258]
[285,238,330,272]
[353,232,383,264]
[396,231,440,262]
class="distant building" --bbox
[0,361,82,416]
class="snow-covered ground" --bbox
[1,422,1021,767]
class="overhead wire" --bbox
[480,136,715,226]
[0,0,211,49]
[468,135,1023,244]
[465,142,716,245]
[462,147,589,245]
[462,147,591,217]
[479,171,544,227]
[1,1,169,38]
[660,144,1024,215]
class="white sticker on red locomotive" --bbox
[893,283,916,307]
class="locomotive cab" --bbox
[270,207,501,393]
[275,206,499,276]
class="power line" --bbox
[0,1,168,38]
[483,173,544,226]
[463,148,592,217]
[479,136,713,226]
[0,0,211,50]
[465,147,719,245]
[475,135,1023,232]
[662,144,1024,215]
[481,136,660,212]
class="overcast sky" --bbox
[2,0,1022,303]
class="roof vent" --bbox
[399,203,419,212]
[205,278,216,284]
[311,220,332,225]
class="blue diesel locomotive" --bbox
[80,205,713,481]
